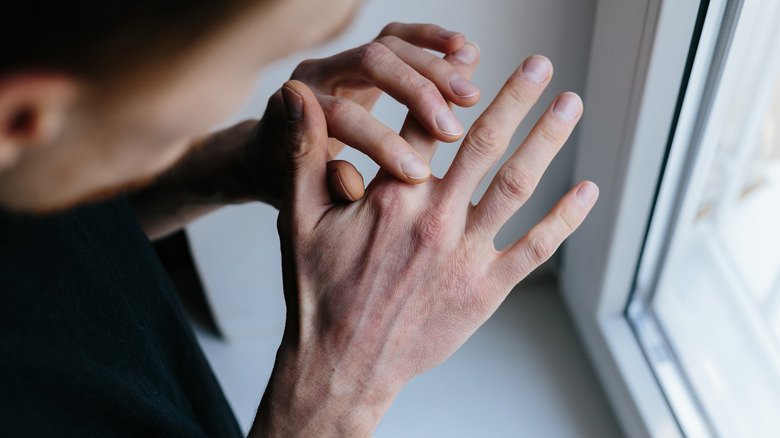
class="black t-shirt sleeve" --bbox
[0,197,243,438]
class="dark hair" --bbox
[1,1,255,80]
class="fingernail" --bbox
[522,55,551,83]
[576,182,598,206]
[333,170,355,201]
[435,108,464,136]
[440,29,462,40]
[401,154,430,180]
[453,42,479,64]
[450,75,479,98]
[281,86,303,121]
[553,92,582,121]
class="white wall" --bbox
[188,0,598,341]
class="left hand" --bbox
[242,23,482,208]
[253,55,597,436]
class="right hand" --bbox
[252,55,598,437]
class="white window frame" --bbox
[559,0,724,436]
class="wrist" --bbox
[151,120,260,204]
[251,341,403,438]
[207,119,266,205]
[239,116,286,208]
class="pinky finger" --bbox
[492,181,598,290]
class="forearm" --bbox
[130,120,273,240]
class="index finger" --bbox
[377,22,466,54]
[399,42,481,162]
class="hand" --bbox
[243,23,481,207]
[128,23,479,240]
[252,55,598,437]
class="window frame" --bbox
[559,0,717,436]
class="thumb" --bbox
[281,80,331,221]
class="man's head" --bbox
[0,0,361,212]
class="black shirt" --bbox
[0,197,242,437]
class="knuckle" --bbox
[370,185,404,215]
[496,166,535,204]
[323,97,357,123]
[380,21,402,36]
[427,56,452,75]
[291,58,318,80]
[503,82,531,108]
[466,126,502,160]
[405,76,441,105]
[376,130,400,151]
[413,210,449,249]
[374,34,400,48]
[285,136,312,162]
[359,41,392,71]
[423,23,443,39]
[527,231,557,264]
[535,125,565,148]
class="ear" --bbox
[0,74,76,170]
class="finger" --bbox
[327,160,365,202]
[441,55,553,200]
[294,43,465,141]
[468,92,583,238]
[377,22,466,54]
[280,80,331,221]
[400,42,481,162]
[320,95,431,183]
[327,137,346,161]
[491,181,598,291]
[376,35,480,107]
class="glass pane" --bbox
[630,0,780,436]
[653,77,780,437]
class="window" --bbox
[562,0,780,436]
[629,0,780,436]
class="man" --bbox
[0,0,597,436]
